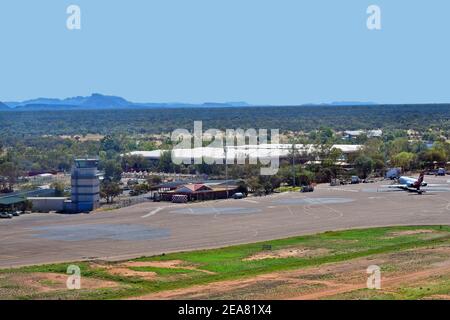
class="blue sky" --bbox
[0,0,449,105]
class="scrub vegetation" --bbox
[2,225,450,300]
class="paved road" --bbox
[1,177,450,268]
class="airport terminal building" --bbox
[123,144,362,166]
[156,180,239,202]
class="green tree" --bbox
[0,162,19,192]
[247,177,262,193]
[418,147,447,169]
[146,175,162,187]
[354,155,374,179]
[387,138,410,158]
[297,169,315,186]
[100,135,122,153]
[100,181,121,204]
[130,183,150,196]
[391,152,415,172]
[314,127,335,145]
[236,180,248,195]
[158,151,175,173]
[122,155,150,172]
[50,181,66,197]
[101,159,123,182]
[322,147,343,180]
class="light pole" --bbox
[225,146,228,199]
[291,143,296,188]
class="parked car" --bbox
[11,211,21,217]
[300,185,314,193]
[437,168,446,176]
[351,176,360,184]
[232,192,244,199]
[0,212,12,219]
[330,179,340,186]
[153,192,161,202]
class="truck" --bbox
[386,168,401,180]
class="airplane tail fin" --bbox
[416,172,425,189]
[418,172,425,184]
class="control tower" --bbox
[66,158,101,213]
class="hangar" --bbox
[123,144,362,163]
[0,188,55,211]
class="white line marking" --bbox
[142,207,164,218]
[242,199,258,204]
[321,187,359,193]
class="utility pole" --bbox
[291,143,296,188]
[225,146,228,199]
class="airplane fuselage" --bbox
[398,176,427,189]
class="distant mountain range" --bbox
[0,101,10,110]
[0,93,376,111]
[1,94,253,111]
[303,101,377,106]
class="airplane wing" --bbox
[377,184,409,192]
[382,184,408,189]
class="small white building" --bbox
[344,129,382,139]
[27,197,67,212]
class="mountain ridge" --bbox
[2,93,378,111]
[0,101,9,110]
[3,93,253,110]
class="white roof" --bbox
[124,144,361,161]
[38,173,53,177]
[123,150,162,159]
[368,129,383,137]
[344,129,382,137]
[344,130,365,136]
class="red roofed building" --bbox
[175,184,212,194]
[159,182,238,201]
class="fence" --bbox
[100,193,153,210]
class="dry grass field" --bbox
[2,225,450,300]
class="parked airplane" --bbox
[383,172,442,194]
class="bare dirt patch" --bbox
[105,267,157,279]
[91,259,214,279]
[389,229,436,237]
[130,246,450,300]
[123,260,215,274]
[426,294,450,300]
[244,248,329,261]
[130,256,382,300]
[90,263,157,280]
[8,272,117,293]
[124,260,185,268]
